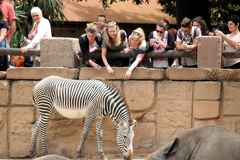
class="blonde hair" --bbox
[130,27,145,41]
[104,21,121,48]
[85,22,98,36]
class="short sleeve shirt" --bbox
[101,39,126,51]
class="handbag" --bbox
[10,55,25,67]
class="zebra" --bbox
[30,76,136,160]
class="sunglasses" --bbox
[156,30,164,34]
[132,30,142,37]
[107,21,117,27]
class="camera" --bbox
[212,28,218,36]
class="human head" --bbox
[192,16,208,35]
[85,22,98,43]
[97,15,106,32]
[129,27,145,48]
[156,18,170,36]
[0,8,5,23]
[227,15,240,33]
[104,21,121,47]
[181,17,192,35]
[31,7,43,23]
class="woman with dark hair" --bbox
[148,18,175,68]
[0,8,9,71]
[214,15,240,68]
[192,16,213,36]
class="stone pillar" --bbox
[197,36,223,68]
[40,37,81,68]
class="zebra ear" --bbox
[130,119,137,127]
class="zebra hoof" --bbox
[29,150,35,158]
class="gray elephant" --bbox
[145,124,240,160]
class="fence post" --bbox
[40,37,81,68]
[197,36,223,68]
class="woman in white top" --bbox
[215,15,240,68]
[21,7,52,67]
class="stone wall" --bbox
[1,36,240,159]
[1,67,240,159]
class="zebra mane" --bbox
[93,78,134,123]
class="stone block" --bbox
[156,81,192,147]
[6,67,79,80]
[0,71,6,79]
[194,82,220,100]
[79,67,165,80]
[197,36,223,68]
[123,81,154,111]
[9,107,34,157]
[193,100,220,119]
[0,108,8,158]
[40,37,81,68]
[167,68,211,80]
[222,82,240,115]
[0,80,10,106]
[11,81,37,105]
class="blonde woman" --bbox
[79,22,102,70]
[101,21,130,74]
[124,27,149,80]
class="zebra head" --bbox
[117,119,137,160]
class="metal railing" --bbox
[0,48,240,58]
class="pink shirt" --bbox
[0,1,16,37]
[0,1,16,24]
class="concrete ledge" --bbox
[0,71,6,79]
[167,68,240,80]
[79,67,165,80]
[6,67,79,80]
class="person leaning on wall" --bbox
[148,18,175,69]
[214,15,240,68]
[176,17,201,68]
[21,7,52,67]
[79,22,102,70]
[101,21,130,74]
[124,27,150,80]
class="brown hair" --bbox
[157,18,171,30]
[85,22,98,36]
[181,17,192,27]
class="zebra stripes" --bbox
[30,76,136,160]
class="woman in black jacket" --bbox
[79,22,103,70]
[148,18,175,68]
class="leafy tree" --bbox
[93,0,240,30]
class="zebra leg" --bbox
[39,110,53,156]
[30,117,42,157]
[76,116,95,158]
[96,118,108,160]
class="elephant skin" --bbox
[34,154,71,160]
[145,124,240,160]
